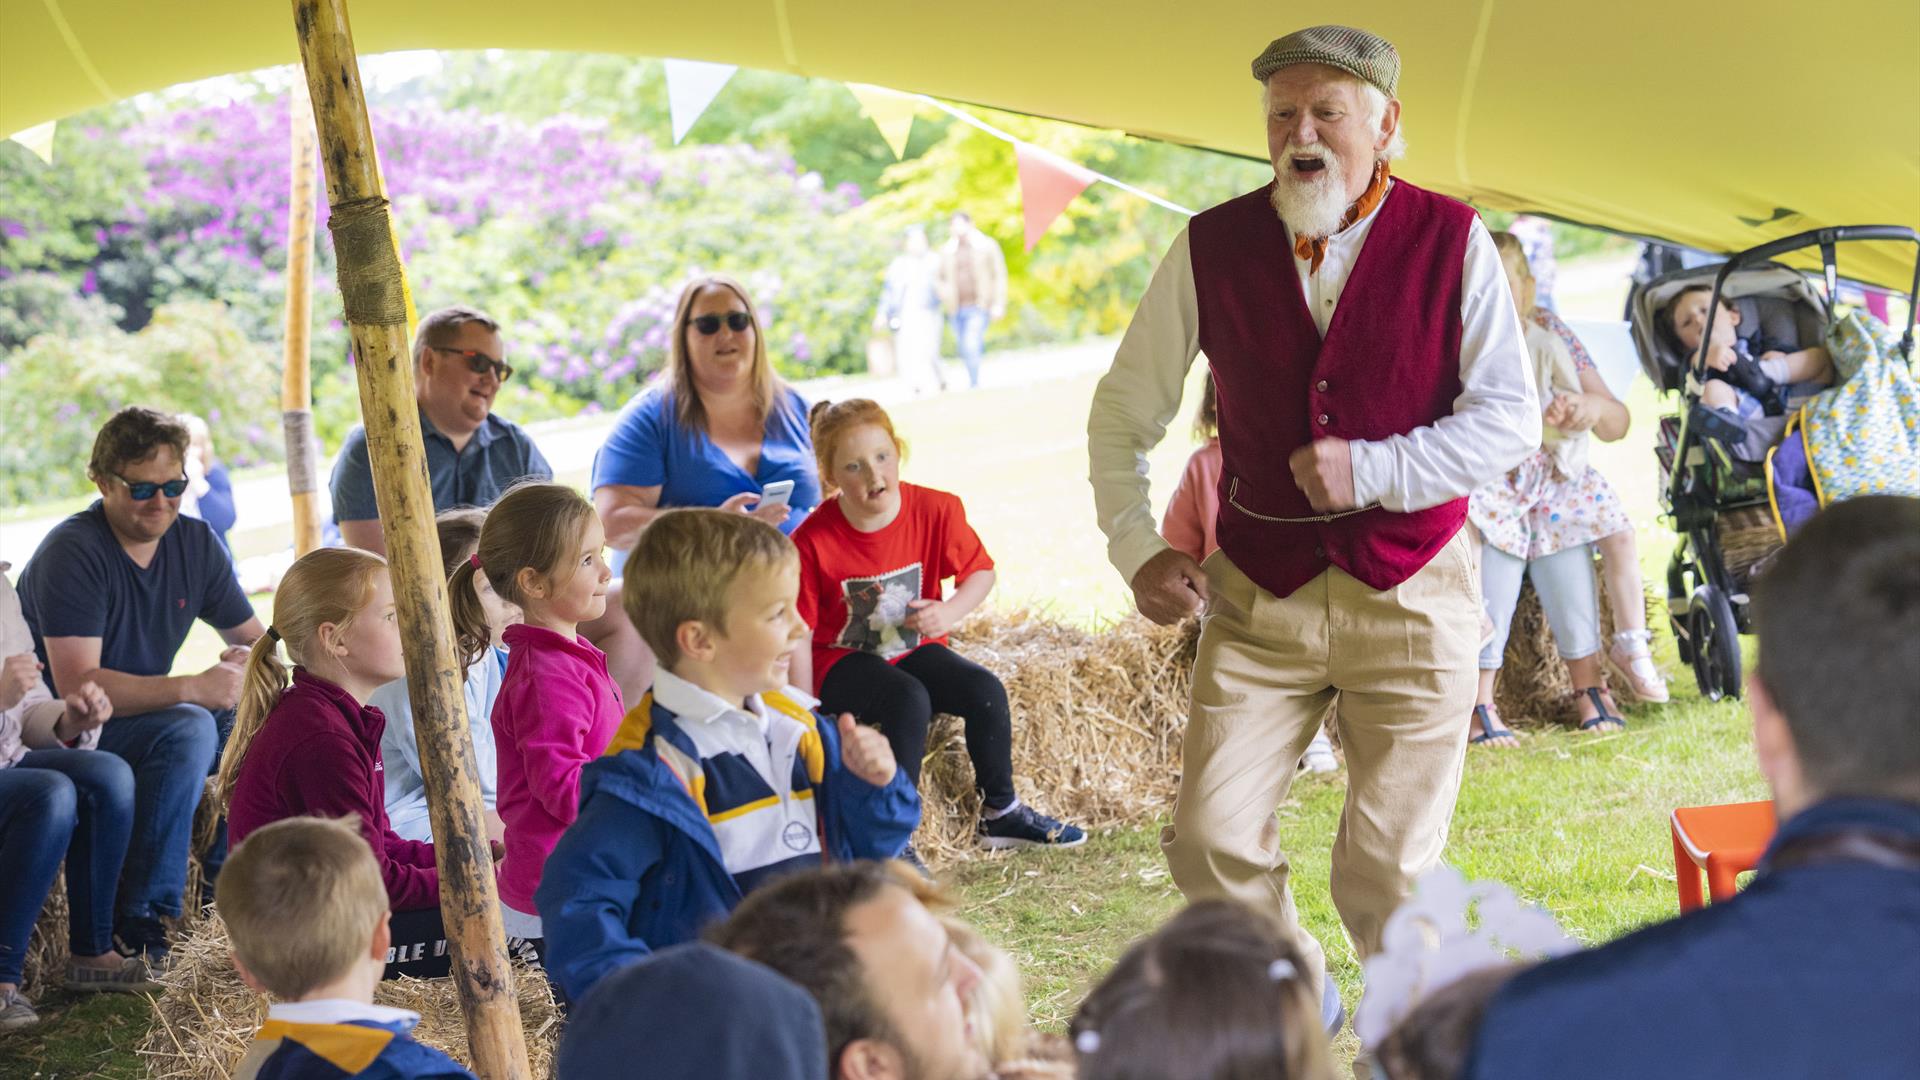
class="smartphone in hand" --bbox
[757,479,797,511]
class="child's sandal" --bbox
[1574,686,1626,732]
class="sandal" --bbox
[1607,631,1670,704]
[1469,704,1519,747]
[1574,687,1627,732]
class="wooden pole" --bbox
[289,4,531,1078]
[281,81,323,557]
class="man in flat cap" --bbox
[1088,25,1539,1030]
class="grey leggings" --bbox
[1480,544,1601,670]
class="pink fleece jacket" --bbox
[1160,438,1222,564]
[492,623,624,914]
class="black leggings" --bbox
[818,645,1016,809]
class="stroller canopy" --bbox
[3,0,1916,288]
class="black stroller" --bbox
[1626,226,1920,701]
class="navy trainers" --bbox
[977,801,1087,850]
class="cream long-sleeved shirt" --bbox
[1088,186,1542,586]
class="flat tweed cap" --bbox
[1251,25,1400,98]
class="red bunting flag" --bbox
[1015,142,1096,252]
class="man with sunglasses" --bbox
[16,407,266,970]
[330,305,552,554]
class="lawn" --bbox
[3,314,1771,1075]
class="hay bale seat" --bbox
[134,914,563,1080]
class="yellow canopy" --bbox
[4,1,1917,288]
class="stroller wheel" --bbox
[1688,585,1742,702]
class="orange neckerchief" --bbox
[1293,161,1393,274]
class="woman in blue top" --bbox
[583,275,820,701]
[593,274,819,551]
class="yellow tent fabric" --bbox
[3,1,1917,287]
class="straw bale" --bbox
[1717,505,1781,590]
[135,914,562,1079]
[1493,571,1651,726]
[917,610,1198,864]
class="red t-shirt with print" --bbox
[791,482,995,691]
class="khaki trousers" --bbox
[1161,528,1481,997]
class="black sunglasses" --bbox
[690,312,753,336]
[112,473,189,500]
[431,346,513,382]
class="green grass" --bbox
[8,295,1764,1073]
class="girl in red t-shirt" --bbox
[790,400,1084,850]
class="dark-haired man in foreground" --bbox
[1466,495,1920,1078]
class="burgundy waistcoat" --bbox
[1191,179,1474,599]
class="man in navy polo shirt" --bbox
[18,407,265,968]
[329,305,552,553]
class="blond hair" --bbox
[807,398,908,497]
[449,482,595,673]
[1489,230,1537,318]
[667,275,786,435]
[216,548,387,815]
[622,509,796,669]
[944,917,1031,1066]
[216,816,389,1000]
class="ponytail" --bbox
[214,633,293,816]
[448,559,490,677]
[206,546,387,823]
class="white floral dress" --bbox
[1470,311,1634,560]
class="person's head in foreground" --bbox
[413,305,510,435]
[217,816,391,1002]
[624,508,808,704]
[709,860,990,1080]
[941,917,1032,1068]
[1750,494,1920,814]
[87,405,192,546]
[1071,899,1337,1080]
[1253,24,1405,239]
[1374,965,1527,1080]
[558,941,827,1080]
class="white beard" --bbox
[1269,145,1353,240]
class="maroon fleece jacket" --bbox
[227,668,439,910]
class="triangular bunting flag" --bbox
[848,83,917,159]
[9,120,56,165]
[1014,143,1097,251]
[663,59,738,144]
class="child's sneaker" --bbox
[1300,730,1340,774]
[0,988,39,1033]
[65,953,161,994]
[978,801,1087,850]
[113,915,172,975]
[1607,629,1670,704]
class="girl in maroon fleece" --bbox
[216,548,449,979]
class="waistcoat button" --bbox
[1317,413,1330,426]
[1316,380,1329,392]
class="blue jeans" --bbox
[95,704,220,921]
[1479,544,1601,669]
[0,751,135,983]
[951,306,990,387]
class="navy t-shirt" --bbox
[18,502,255,680]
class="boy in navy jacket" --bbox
[220,817,474,1080]
[538,510,918,1003]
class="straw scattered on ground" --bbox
[134,915,562,1080]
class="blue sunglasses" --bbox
[112,473,189,500]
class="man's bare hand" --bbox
[1129,548,1209,626]
[1288,438,1357,513]
[193,658,247,711]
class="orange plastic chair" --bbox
[1670,800,1778,912]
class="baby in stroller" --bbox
[1659,285,1834,460]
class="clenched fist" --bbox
[58,681,112,739]
[837,713,899,787]
[1288,438,1357,513]
[1,653,43,713]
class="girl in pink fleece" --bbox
[448,483,621,947]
